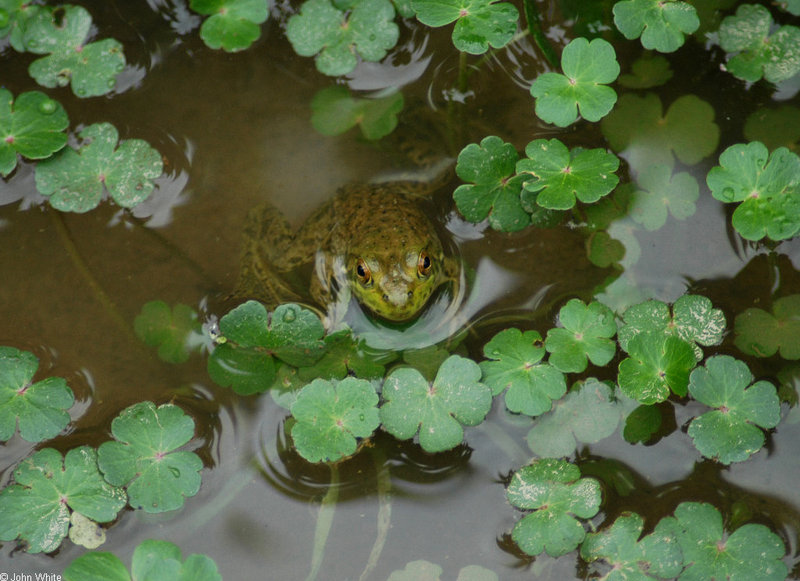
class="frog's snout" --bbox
[380,271,416,307]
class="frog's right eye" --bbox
[356,259,373,286]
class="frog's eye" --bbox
[356,259,372,286]
[417,251,432,278]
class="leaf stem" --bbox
[306,464,339,581]
[358,447,392,581]
[522,0,558,68]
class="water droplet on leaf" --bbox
[38,99,57,115]
[282,308,296,322]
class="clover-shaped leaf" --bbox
[627,164,698,230]
[661,502,787,581]
[618,295,726,361]
[516,139,620,211]
[380,355,492,453]
[387,560,498,581]
[687,356,780,464]
[207,341,277,395]
[480,328,566,416]
[618,54,674,89]
[602,93,719,172]
[507,458,601,557]
[530,37,619,127]
[613,0,699,53]
[97,402,202,513]
[35,122,164,213]
[544,299,616,373]
[0,447,126,553]
[290,377,380,462]
[735,294,800,359]
[134,301,204,364]
[297,331,387,382]
[0,346,74,442]
[310,86,404,140]
[0,89,69,177]
[65,539,223,581]
[527,379,621,458]
[744,106,800,152]
[286,0,399,76]
[618,333,696,404]
[453,136,530,231]
[706,141,800,242]
[581,512,683,580]
[23,5,126,97]
[411,0,518,54]
[718,4,800,84]
[190,0,268,52]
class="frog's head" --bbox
[347,247,442,322]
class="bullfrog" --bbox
[235,176,460,324]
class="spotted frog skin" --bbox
[236,180,458,322]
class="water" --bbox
[1,1,800,579]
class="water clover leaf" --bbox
[190,0,268,52]
[580,512,683,580]
[777,0,800,15]
[286,0,399,77]
[290,377,380,462]
[530,37,620,127]
[453,136,530,232]
[134,301,203,364]
[544,299,616,373]
[527,379,621,458]
[718,4,800,84]
[0,447,126,553]
[97,402,202,513]
[0,89,69,177]
[613,0,699,53]
[380,355,492,453]
[297,331,387,382]
[734,294,800,359]
[0,346,74,442]
[744,106,800,151]
[310,86,404,140]
[618,333,696,404]
[480,328,567,416]
[506,458,602,557]
[23,5,126,97]
[35,122,164,213]
[706,141,800,242]
[661,502,788,581]
[411,0,519,54]
[618,54,674,89]
[687,355,780,464]
[627,164,698,230]
[207,341,276,394]
[387,560,498,581]
[516,139,620,211]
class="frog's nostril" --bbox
[382,294,389,302]
[407,291,413,298]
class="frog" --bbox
[235,175,460,324]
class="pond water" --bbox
[1,0,800,579]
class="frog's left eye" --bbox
[417,251,432,278]
[356,259,373,286]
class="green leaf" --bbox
[516,139,620,211]
[687,355,780,464]
[411,0,519,54]
[526,379,621,458]
[380,355,492,453]
[190,0,268,52]
[580,512,683,580]
[613,0,699,53]
[718,4,800,83]
[744,106,800,152]
[64,552,130,581]
[453,136,530,231]
[134,301,203,364]
[544,300,616,373]
[507,458,601,557]
[734,294,800,359]
[706,141,800,242]
[290,376,380,462]
[661,502,787,581]
[618,54,674,88]
[601,93,719,172]
[777,0,800,15]
[297,331,387,382]
[480,328,567,416]
[0,346,74,442]
[0,89,69,176]
[0,447,126,553]
[97,402,203,513]
[530,37,619,127]
[627,164,698,230]
[23,5,126,97]
[35,122,164,213]
[286,0,399,76]
[622,403,662,443]
[311,86,404,140]
[618,333,696,404]
[207,342,276,394]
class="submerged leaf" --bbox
[735,294,800,359]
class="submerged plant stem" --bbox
[358,448,392,581]
[522,0,558,67]
[306,464,339,581]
